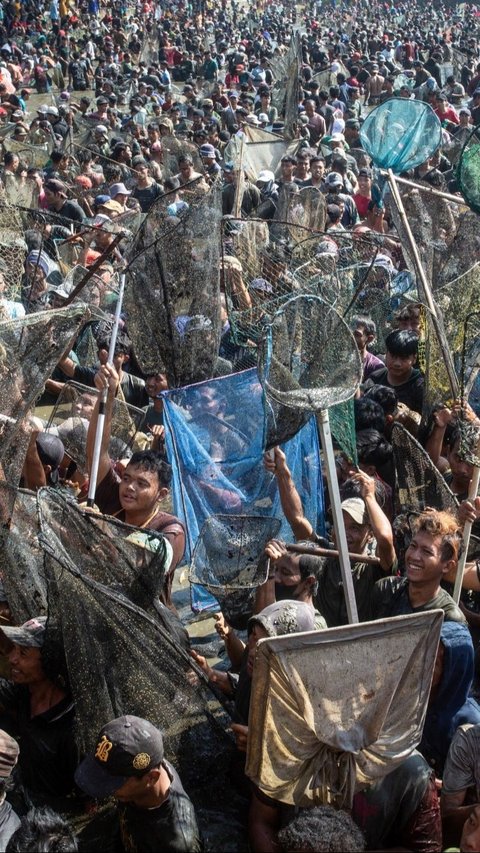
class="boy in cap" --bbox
[75,715,201,852]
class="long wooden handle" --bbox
[287,542,381,566]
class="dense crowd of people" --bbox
[0,0,479,850]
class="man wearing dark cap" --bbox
[44,179,85,226]
[199,143,221,181]
[75,715,201,852]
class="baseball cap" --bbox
[460,107,471,116]
[95,124,108,135]
[341,497,367,525]
[325,172,343,187]
[109,182,131,198]
[257,169,275,184]
[0,731,19,779]
[75,715,164,798]
[358,167,372,178]
[98,199,124,215]
[46,105,59,116]
[245,114,260,125]
[1,616,47,649]
[199,143,215,158]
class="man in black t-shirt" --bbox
[372,509,465,623]
[75,715,202,853]
[44,179,86,228]
[362,329,424,414]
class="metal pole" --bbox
[387,169,459,399]
[86,272,126,508]
[316,409,359,624]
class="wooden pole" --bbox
[387,169,459,399]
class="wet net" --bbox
[258,295,362,414]
[46,382,145,473]
[189,514,282,628]
[360,99,442,173]
[163,368,324,612]
[0,304,89,484]
[124,181,223,387]
[0,482,47,623]
[392,422,458,516]
[36,486,233,782]
[458,126,480,214]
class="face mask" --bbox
[275,582,300,601]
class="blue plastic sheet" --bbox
[163,368,325,612]
[360,98,442,173]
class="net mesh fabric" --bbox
[391,422,458,516]
[46,381,145,472]
[189,514,281,628]
[458,131,480,214]
[258,295,362,413]
[163,368,324,611]
[0,200,28,301]
[0,482,47,623]
[35,486,232,782]
[360,99,442,173]
[124,180,222,386]
[0,304,89,484]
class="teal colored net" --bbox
[329,399,358,466]
[458,129,480,214]
[360,99,442,173]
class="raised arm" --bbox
[264,447,314,541]
[86,363,119,486]
[348,470,396,571]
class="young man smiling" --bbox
[372,510,465,622]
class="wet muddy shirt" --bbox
[118,760,202,852]
[372,576,466,623]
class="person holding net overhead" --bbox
[263,447,396,626]
[86,362,186,611]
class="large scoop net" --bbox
[46,381,145,472]
[36,487,233,794]
[124,181,222,387]
[189,514,281,628]
[258,295,362,413]
[0,305,89,483]
[246,611,443,808]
